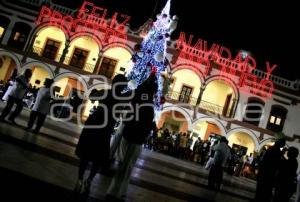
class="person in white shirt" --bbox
[208,136,231,190]
[26,78,53,134]
[1,79,14,101]
[0,69,32,124]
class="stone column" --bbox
[21,34,38,64]
[193,85,206,120]
[54,40,70,75]
[59,40,70,64]
[26,34,38,53]
[229,98,237,118]
[94,50,104,74]
[1,22,15,45]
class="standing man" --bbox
[296,174,300,202]
[26,78,54,134]
[106,72,157,201]
[0,69,32,124]
[74,74,128,194]
[208,136,231,190]
[254,138,286,202]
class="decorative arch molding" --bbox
[258,137,276,151]
[89,82,111,89]
[69,32,103,49]
[247,96,265,105]
[0,50,21,71]
[226,127,260,151]
[270,104,288,113]
[22,61,55,78]
[160,105,193,131]
[33,23,70,41]
[102,42,134,55]
[192,116,226,136]
[25,24,69,52]
[171,63,205,84]
[204,75,240,100]
[53,72,89,93]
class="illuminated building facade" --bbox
[1,0,300,162]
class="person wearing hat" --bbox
[74,74,129,194]
[26,78,54,134]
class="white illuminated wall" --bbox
[33,26,66,62]
[102,47,132,77]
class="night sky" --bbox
[55,0,300,81]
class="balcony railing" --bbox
[32,46,42,56]
[252,69,296,90]
[31,47,95,73]
[18,0,42,7]
[32,46,60,62]
[63,56,95,73]
[166,90,226,116]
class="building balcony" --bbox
[63,56,95,73]
[31,46,96,73]
[165,90,229,117]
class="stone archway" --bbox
[101,46,132,78]
[32,26,67,62]
[192,117,226,141]
[169,68,203,106]
[202,77,238,117]
[227,128,259,155]
[22,61,54,88]
[66,35,100,73]
[0,53,18,82]
[157,106,192,133]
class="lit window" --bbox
[0,27,4,38]
[70,48,89,69]
[275,117,281,125]
[267,106,287,132]
[270,116,276,123]
[99,57,118,78]
[14,32,21,41]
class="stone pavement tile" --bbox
[0,142,206,202]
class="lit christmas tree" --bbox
[126,0,178,110]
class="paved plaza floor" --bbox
[0,102,258,202]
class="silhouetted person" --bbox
[74,74,128,194]
[26,78,54,134]
[208,136,231,190]
[254,138,286,202]
[0,69,32,124]
[274,146,299,202]
[296,174,300,202]
[106,72,157,201]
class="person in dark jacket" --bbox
[106,72,158,201]
[254,138,286,202]
[274,146,299,202]
[74,74,128,193]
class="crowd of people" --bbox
[142,128,261,179]
[0,69,55,134]
[0,69,299,202]
[142,128,300,201]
